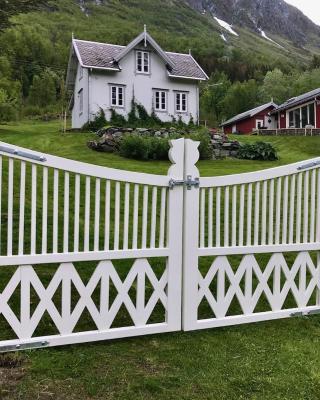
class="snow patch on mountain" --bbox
[258,28,283,48]
[214,17,239,36]
[220,33,227,42]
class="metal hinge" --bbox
[290,309,320,318]
[297,160,320,171]
[169,175,200,190]
[0,145,46,162]
[0,341,49,353]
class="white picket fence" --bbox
[0,139,319,351]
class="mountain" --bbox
[1,0,319,98]
[186,0,320,48]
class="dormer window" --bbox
[136,51,150,74]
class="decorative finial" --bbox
[144,24,147,47]
[72,32,74,40]
[189,49,192,55]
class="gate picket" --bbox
[0,139,184,352]
[0,138,319,351]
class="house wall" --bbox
[316,102,320,128]
[72,47,199,128]
[279,111,286,129]
[72,66,89,129]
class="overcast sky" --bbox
[284,0,320,25]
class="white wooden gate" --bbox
[182,142,320,331]
[0,138,319,351]
[0,139,185,351]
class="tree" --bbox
[260,69,294,104]
[28,68,59,107]
[201,72,231,125]
[0,0,46,30]
[0,88,18,121]
[222,80,260,119]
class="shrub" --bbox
[110,108,127,126]
[238,141,278,161]
[187,130,213,160]
[119,135,153,161]
[119,130,212,161]
[127,99,139,125]
[83,108,107,131]
[119,135,170,161]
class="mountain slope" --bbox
[186,0,320,48]
[1,0,318,95]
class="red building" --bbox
[271,88,320,129]
[221,102,277,134]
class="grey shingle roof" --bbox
[221,102,277,126]
[73,39,208,80]
[273,88,320,113]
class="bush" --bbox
[119,130,212,161]
[119,135,170,161]
[83,108,107,131]
[187,130,212,160]
[110,108,127,126]
[238,141,278,161]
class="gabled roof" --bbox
[69,31,208,81]
[221,102,278,127]
[272,88,320,113]
[114,30,175,69]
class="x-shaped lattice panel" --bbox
[198,252,320,319]
[0,259,168,340]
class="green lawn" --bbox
[0,120,320,400]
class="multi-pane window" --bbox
[78,89,83,114]
[309,103,315,126]
[288,103,316,128]
[111,85,124,107]
[301,105,308,127]
[175,92,187,113]
[136,51,150,74]
[154,90,167,111]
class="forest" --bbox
[0,0,320,126]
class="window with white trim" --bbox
[136,51,150,74]
[175,92,187,113]
[111,85,124,107]
[78,89,83,114]
[154,90,167,111]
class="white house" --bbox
[66,28,208,129]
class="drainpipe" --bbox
[88,69,91,123]
[197,84,199,126]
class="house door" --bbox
[256,119,264,129]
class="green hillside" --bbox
[0,0,319,125]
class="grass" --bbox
[0,120,320,399]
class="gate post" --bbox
[167,138,185,330]
[182,139,200,331]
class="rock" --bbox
[136,128,148,133]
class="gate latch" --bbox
[169,175,200,190]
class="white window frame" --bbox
[175,92,188,113]
[256,119,264,129]
[154,90,167,112]
[78,89,83,115]
[286,100,315,128]
[110,85,125,108]
[136,51,150,74]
